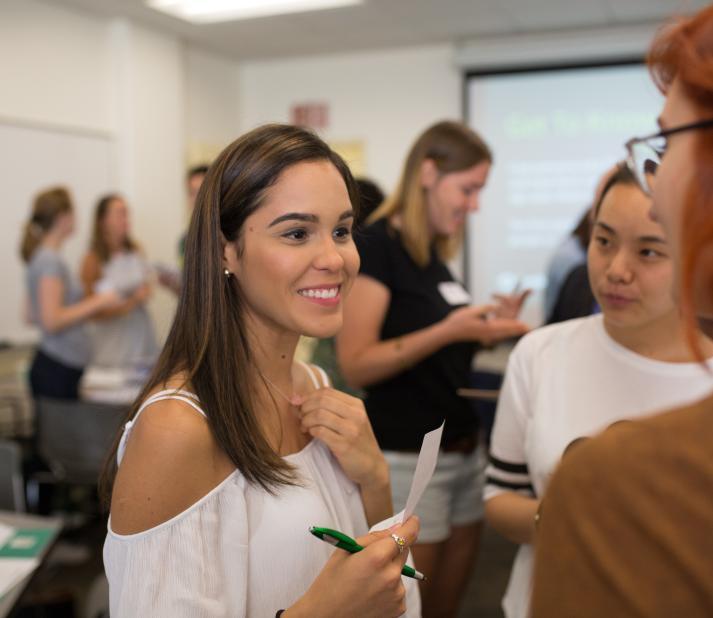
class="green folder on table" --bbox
[0,528,55,559]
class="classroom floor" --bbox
[15,520,516,617]
[459,525,518,618]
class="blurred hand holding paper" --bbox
[370,421,444,532]
[95,253,152,297]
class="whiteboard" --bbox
[0,121,116,344]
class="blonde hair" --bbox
[20,187,73,263]
[370,121,492,267]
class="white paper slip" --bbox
[370,421,445,532]
[94,278,117,295]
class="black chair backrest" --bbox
[35,398,127,485]
[0,438,25,511]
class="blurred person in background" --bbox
[545,164,620,324]
[179,164,209,260]
[157,164,208,294]
[353,177,386,226]
[20,186,119,399]
[81,194,158,368]
[310,176,385,393]
[338,121,529,618]
[532,6,713,616]
[543,209,590,320]
[485,164,713,618]
[544,261,595,323]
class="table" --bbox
[80,366,146,405]
[0,511,62,618]
[456,388,500,401]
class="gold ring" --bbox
[391,533,407,554]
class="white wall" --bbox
[454,23,657,71]
[237,27,657,291]
[0,0,114,134]
[0,0,663,345]
[186,47,242,160]
[108,20,187,343]
[238,44,460,195]
[0,0,241,345]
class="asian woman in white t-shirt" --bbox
[483,163,713,618]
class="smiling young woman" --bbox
[337,120,530,618]
[224,160,360,340]
[531,6,713,616]
[101,124,421,617]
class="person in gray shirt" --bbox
[81,194,158,369]
[20,186,118,399]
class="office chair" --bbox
[0,438,26,511]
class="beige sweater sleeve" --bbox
[531,395,713,618]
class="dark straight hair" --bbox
[100,124,359,501]
[591,163,638,221]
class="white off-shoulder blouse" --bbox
[104,366,421,617]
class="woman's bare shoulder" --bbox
[110,388,234,535]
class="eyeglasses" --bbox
[625,118,713,196]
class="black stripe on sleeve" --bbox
[488,454,529,474]
[485,475,535,493]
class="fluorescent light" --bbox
[147,0,363,23]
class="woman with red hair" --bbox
[531,6,713,617]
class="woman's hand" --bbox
[131,283,151,306]
[95,289,123,310]
[157,269,181,294]
[492,289,532,319]
[287,516,420,618]
[296,389,388,489]
[441,304,530,346]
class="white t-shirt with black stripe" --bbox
[484,314,713,618]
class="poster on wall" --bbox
[290,102,329,129]
[329,140,366,177]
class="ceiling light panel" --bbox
[147,0,363,23]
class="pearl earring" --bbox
[224,268,231,277]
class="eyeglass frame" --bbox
[625,117,713,195]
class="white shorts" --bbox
[385,445,486,544]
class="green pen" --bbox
[309,526,427,581]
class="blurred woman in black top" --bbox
[338,121,529,618]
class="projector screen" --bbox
[465,62,662,326]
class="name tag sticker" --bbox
[438,282,471,305]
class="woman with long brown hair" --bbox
[338,121,529,617]
[102,124,421,617]
[531,6,713,616]
[20,186,119,399]
[81,194,158,367]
